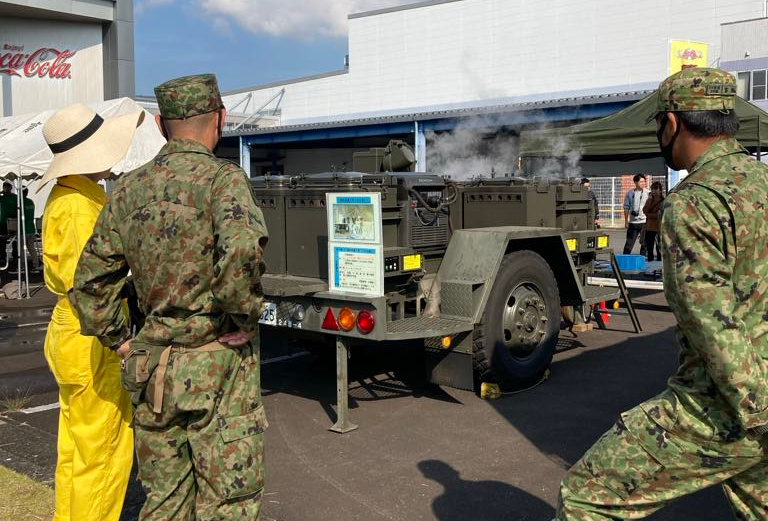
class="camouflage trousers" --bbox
[133,342,267,521]
[557,404,768,520]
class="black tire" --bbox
[473,250,560,390]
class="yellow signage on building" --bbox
[669,40,709,73]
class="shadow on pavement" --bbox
[418,459,553,521]
[485,326,734,520]
[261,335,462,426]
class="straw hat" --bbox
[39,103,144,189]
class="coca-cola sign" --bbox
[0,44,75,79]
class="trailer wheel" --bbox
[473,250,560,390]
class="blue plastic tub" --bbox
[614,254,646,271]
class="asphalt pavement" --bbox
[0,246,737,521]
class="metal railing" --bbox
[589,175,667,228]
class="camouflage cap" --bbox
[154,73,224,119]
[646,67,737,122]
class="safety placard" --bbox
[327,193,384,296]
[402,254,422,271]
[329,245,384,296]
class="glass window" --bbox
[737,72,750,99]
[752,70,767,100]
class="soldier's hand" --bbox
[115,339,132,359]
[218,330,256,346]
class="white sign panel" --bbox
[326,193,384,296]
[329,244,384,296]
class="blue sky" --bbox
[134,0,414,95]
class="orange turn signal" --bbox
[337,307,356,331]
[441,336,452,348]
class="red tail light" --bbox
[356,310,375,334]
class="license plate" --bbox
[258,302,277,325]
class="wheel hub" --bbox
[502,284,548,357]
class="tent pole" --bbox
[758,115,762,161]
[16,174,22,298]
[19,178,30,298]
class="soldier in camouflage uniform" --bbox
[70,74,269,520]
[556,68,768,520]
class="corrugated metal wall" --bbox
[722,17,768,62]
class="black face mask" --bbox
[656,114,682,170]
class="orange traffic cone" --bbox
[598,301,610,326]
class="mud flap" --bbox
[425,348,474,391]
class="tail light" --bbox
[337,307,356,331]
[356,310,375,334]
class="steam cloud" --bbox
[426,118,583,181]
[526,129,584,180]
[137,0,415,38]
[425,120,518,181]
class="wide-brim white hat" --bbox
[39,103,144,190]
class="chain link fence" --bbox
[589,175,667,228]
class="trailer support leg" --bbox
[329,336,358,434]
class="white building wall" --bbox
[720,17,768,111]
[721,17,768,61]
[0,18,104,115]
[223,0,765,125]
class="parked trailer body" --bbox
[252,171,619,431]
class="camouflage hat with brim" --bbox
[154,73,224,119]
[646,67,737,123]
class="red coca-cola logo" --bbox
[0,44,75,79]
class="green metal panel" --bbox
[435,227,587,323]
[434,228,509,324]
[502,234,586,306]
[254,194,286,274]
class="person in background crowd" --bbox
[0,181,15,235]
[642,181,664,261]
[22,188,40,272]
[580,177,600,228]
[0,181,15,265]
[556,67,768,521]
[40,103,142,521]
[622,173,648,254]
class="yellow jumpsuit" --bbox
[42,175,133,521]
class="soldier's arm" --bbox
[210,164,268,336]
[661,190,768,429]
[70,200,131,348]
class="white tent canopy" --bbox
[0,97,166,217]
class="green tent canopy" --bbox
[519,91,768,175]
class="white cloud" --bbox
[137,0,416,38]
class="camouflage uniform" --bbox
[558,69,768,520]
[71,74,269,520]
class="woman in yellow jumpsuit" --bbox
[39,103,144,521]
